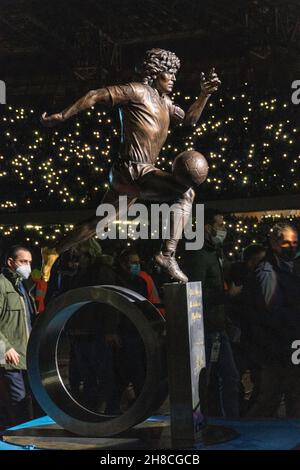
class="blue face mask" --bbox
[129,263,141,277]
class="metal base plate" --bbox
[2,417,172,450]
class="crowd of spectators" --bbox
[0,85,298,213]
[1,212,300,263]
[1,209,300,429]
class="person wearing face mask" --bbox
[118,249,147,298]
[0,245,37,428]
[245,223,300,418]
[113,248,164,408]
[211,227,228,249]
[118,248,164,310]
[185,209,242,419]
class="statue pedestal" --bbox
[164,282,206,449]
[21,283,238,448]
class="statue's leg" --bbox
[137,169,195,283]
[41,188,137,281]
[56,189,137,253]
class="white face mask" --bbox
[211,229,227,246]
[15,264,32,280]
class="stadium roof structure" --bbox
[0,0,299,105]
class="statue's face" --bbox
[154,71,176,94]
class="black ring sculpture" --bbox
[27,285,167,437]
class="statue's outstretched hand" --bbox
[41,111,63,127]
[200,68,221,96]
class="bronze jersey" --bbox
[106,82,185,164]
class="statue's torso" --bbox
[106,82,173,164]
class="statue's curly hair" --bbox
[142,48,180,85]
